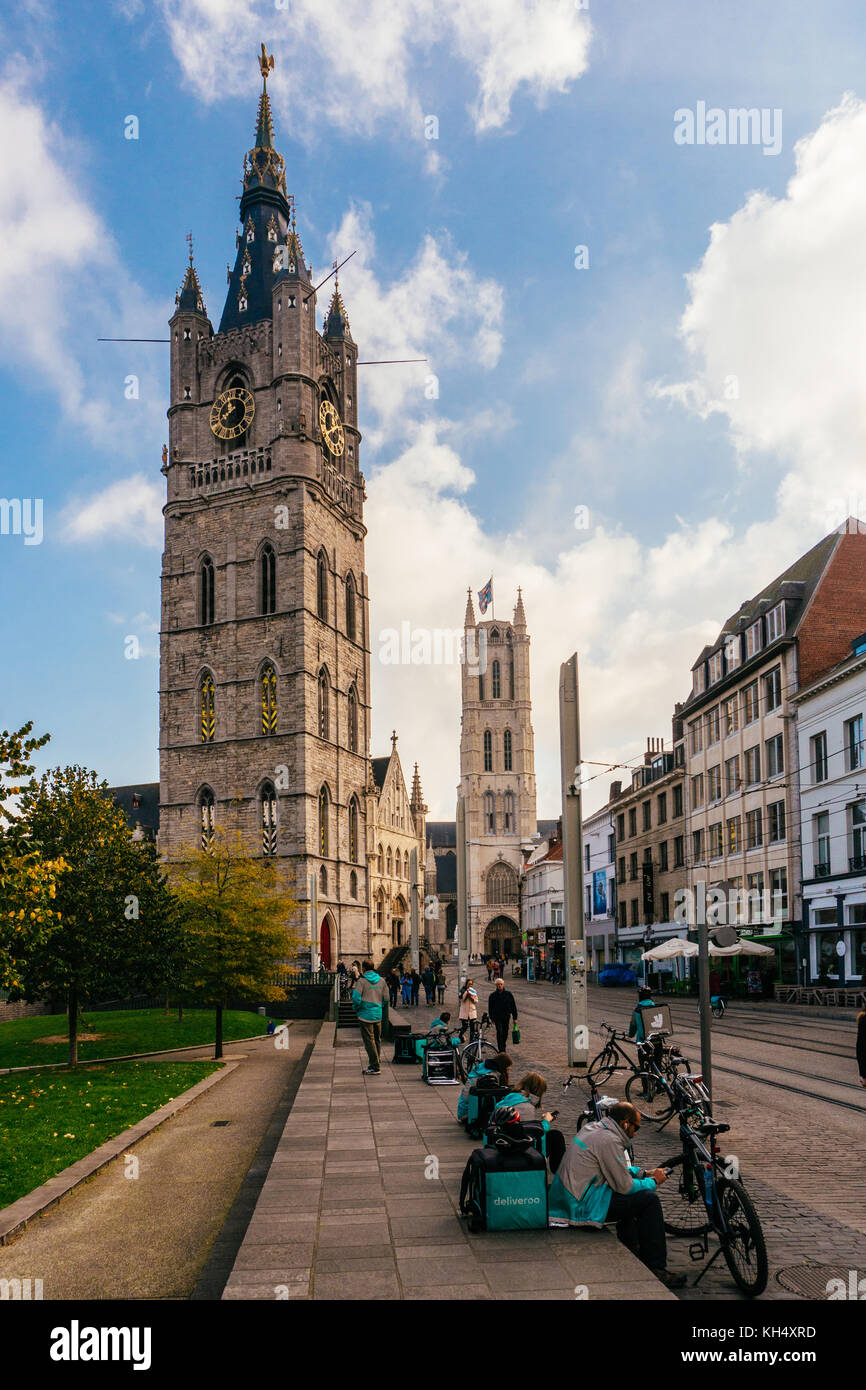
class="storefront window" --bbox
[851,922,866,979]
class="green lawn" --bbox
[0,1008,271,1070]
[0,1060,220,1209]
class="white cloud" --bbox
[325,204,504,450]
[158,0,591,141]
[64,474,163,546]
[0,70,168,451]
[655,92,866,517]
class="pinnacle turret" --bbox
[464,587,476,628]
[513,587,527,630]
[175,234,208,317]
[323,269,353,341]
[410,762,427,814]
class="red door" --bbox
[320,916,332,970]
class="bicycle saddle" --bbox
[695,1121,730,1136]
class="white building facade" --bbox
[583,803,618,977]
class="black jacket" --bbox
[488,988,518,1023]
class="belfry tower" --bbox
[158,46,371,966]
[459,588,538,957]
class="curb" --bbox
[0,1059,242,1245]
[0,1023,291,1077]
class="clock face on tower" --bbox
[210,386,255,440]
[319,398,345,457]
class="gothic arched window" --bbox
[349,869,358,899]
[375,890,384,935]
[320,865,327,894]
[261,663,277,736]
[483,730,493,772]
[492,659,501,699]
[316,550,328,621]
[199,788,215,850]
[386,847,392,877]
[504,790,515,833]
[486,862,517,905]
[200,556,215,626]
[261,782,277,857]
[347,686,358,753]
[200,674,215,743]
[503,728,513,771]
[260,543,276,615]
[318,786,329,857]
[318,669,330,740]
[348,797,359,864]
[345,574,357,642]
[483,791,495,834]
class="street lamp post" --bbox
[560,653,589,1071]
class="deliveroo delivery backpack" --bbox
[459,1113,548,1233]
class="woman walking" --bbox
[458,978,479,1041]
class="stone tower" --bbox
[158,47,370,967]
[459,588,537,957]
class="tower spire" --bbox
[410,762,427,814]
[324,258,353,341]
[219,43,295,335]
[175,232,207,315]
[513,586,527,630]
[464,587,476,628]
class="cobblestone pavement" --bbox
[420,967,866,1303]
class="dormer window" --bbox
[708,650,723,684]
[238,295,248,312]
[245,221,255,243]
[242,256,252,277]
[288,261,296,275]
[745,620,763,659]
[693,666,705,695]
[766,601,785,643]
[267,217,278,243]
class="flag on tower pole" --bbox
[477,577,493,615]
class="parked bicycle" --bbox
[457,1012,499,1079]
[585,1021,646,1085]
[563,1071,624,1134]
[657,1071,768,1297]
[624,1030,696,1124]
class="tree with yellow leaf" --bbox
[168,827,302,1058]
[0,723,65,995]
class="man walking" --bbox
[488,977,518,1052]
[421,963,436,1006]
[351,960,389,1075]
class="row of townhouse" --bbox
[522,523,866,992]
[606,522,866,990]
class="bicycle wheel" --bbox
[659,1154,713,1237]
[624,1070,674,1123]
[718,1179,768,1297]
[587,1046,617,1084]
[458,1039,498,1078]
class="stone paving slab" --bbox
[222,1021,675,1301]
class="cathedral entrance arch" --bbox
[320,913,336,970]
[485,915,518,958]
[393,895,406,946]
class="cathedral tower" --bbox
[459,588,537,957]
[158,47,370,967]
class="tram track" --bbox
[512,995,865,1111]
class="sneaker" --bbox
[651,1268,687,1289]
[363,1067,381,1075]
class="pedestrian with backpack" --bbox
[351,960,389,1075]
[488,977,518,1052]
[458,978,479,1041]
[435,963,447,1004]
[421,963,436,1005]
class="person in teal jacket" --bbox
[492,1071,566,1171]
[351,961,389,1075]
[628,987,656,1043]
[548,1102,685,1288]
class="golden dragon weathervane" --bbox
[259,43,275,84]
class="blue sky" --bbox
[3,0,866,818]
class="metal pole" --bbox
[456,796,469,991]
[410,847,420,972]
[696,880,712,1108]
[560,654,588,1070]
